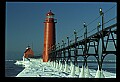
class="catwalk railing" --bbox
[48,8,117,71]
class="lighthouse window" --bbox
[51,15,54,18]
[47,15,54,18]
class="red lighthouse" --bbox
[43,10,57,62]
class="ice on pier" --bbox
[15,58,116,78]
[85,66,93,78]
[95,65,105,78]
[79,65,85,78]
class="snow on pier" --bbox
[15,58,116,78]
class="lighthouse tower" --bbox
[43,10,57,62]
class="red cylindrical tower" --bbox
[42,10,57,62]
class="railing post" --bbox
[58,43,60,63]
[67,37,70,63]
[97,22,101,32]
[83,22,88,67]
[62,40,66,65]
[99,8,105,71]
[83,22,87,39]
[60,44,63,65]
[74,29,78,66]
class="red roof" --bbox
[24,48,34,58]
[46,10,54,16]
